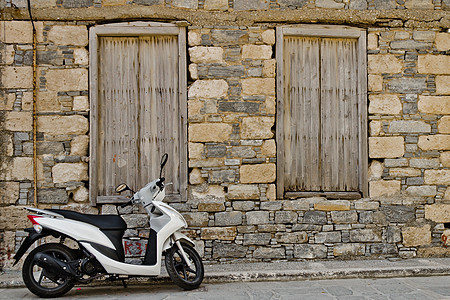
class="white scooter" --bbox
[14,153,204,298]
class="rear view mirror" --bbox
[160,153,168,168]
[115,183,129,193]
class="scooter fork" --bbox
[175,239,194,269]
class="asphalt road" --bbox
[1,276,450,299]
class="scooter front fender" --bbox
[162,231,195,252]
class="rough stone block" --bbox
[405,0,433,8]
[241,116,274,139]
[234,0,269,10]
[261,30,275,45]
[333,243,365,257]
[387,78,427,93]
[354,201,379,210]
[315,231,341,243]
[253,247,285,259]
[0,21,33,43]
[436,76,450,95]
[182,212,209,227]
[38,188,68,204]
[73,95,89,111]
[294,244,327,259]
[368,75,383,92]
[46,68,88,91]
[38,115,89,135]
[0,206,29,230]
[4,111,32,131]
[367,54,402,74]
[418,55,450,74]
[219,101,258,113]
[204,0,228,9]
[215,211,242,226]
[246,211,269,225]
[240,163,276,183]
[242,45,272,60]
[227,184,259,200]
[425,204,450,222]
[436,33,450,52]
[241,78,275,96]
[369,180,401,197]
[390,40,432,50]
[73,186,89,202]
[303,211,327,224]
[369,160,383,180]
[48,25,88,46]
[442,152,450,167]
[243,233,271,245]
[189,123,232,142]
[188,79,228,99]
[315,0,344,8]
[424,170,450,185]
[418,135,450,151]
[260,201,282,210]
[389,168,421,177]
[213,241,246,258]
[275,211,297,224]
[409,158,440,169]
[406,186,437,197]
[1,67,33,89]
[283,200,310,211]
[0,182,19,205]
[439,116,450,134]
[350,229,382,242]
[70,135,89,156]
[382,205,415,223]
[368,94,402,115]
[36,91,59,112]
[389,121,431,133]
[50,162,86,184]
[331,211,358,224]
[369,137,404,158]
[402,224,431,247]
[189,47,224,64]
[275,232,308,244]
[418,96,450,114]
[314,200,350,211]
[201,227,236,240]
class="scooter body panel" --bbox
[36,217,116,249]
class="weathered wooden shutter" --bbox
[90,23,187,204]
[276,26,367,199]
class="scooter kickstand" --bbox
[122,279,127,288]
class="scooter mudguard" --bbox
[13,227,62,265]
[162,231,195,252]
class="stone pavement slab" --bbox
[2,257,450,288]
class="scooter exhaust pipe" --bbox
[34,253,75,277]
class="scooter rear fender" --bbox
[13,227,64,265]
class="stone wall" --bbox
[1,0,450,270]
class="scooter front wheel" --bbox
[165,242,204,290]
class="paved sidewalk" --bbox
[2,257,450,288]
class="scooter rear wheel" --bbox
[165,242,204,290]
[22,243,76,298]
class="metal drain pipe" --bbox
[27,0,38,208]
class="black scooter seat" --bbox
[48,209,127,231]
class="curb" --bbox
[2,262,450,288]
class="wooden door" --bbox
[276,26,367,199]
[90,23,187,204]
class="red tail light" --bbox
[27,215,42,225]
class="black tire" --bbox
[165,242,204,290]
[22,243,76,298]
